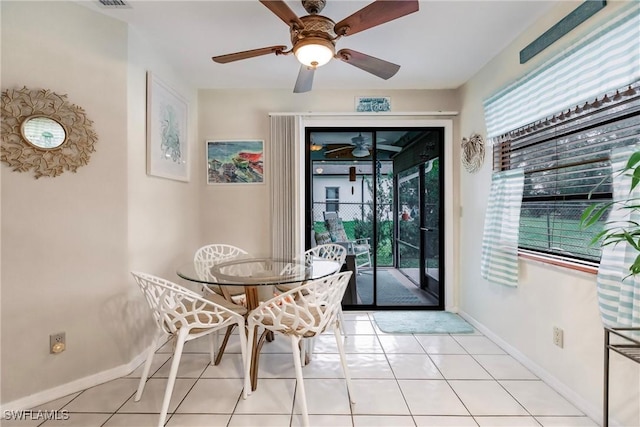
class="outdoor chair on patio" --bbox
[321,211,371,274]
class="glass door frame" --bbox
[300,117,454,312]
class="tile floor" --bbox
[6,312,598,427]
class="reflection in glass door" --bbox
[307,128,444,310]
[394,157,442,307]
[397,166,421,284]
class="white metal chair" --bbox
[194,244,248,303]
[243,271,354,427]
[131,272,248,427]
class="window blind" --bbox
[494,84,640,264]
[484,2,640,143]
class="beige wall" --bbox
[459,1,639,425]
[1,1,200,405]
[197,89,460,257]
[1,2,130,402]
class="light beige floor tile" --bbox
[166,414,231,426]
[430,355,492,380]
[342,312,373,321]
[536,416,598,426]
[378,335,426,353]
[413,415,478,426]
[229,414,292,426]
[175,378,243,414]
[32,393,81,411]
[298,353,347,378]
[473,355,537,380]
[101,413,160,426]
[39,412,111,426]
[234,378,295,414]
[292,414,353,426]
[2,412,53,427]
[63,379,139,413]
[397,379,469,416]
[448,380,528,416]
[475,416,540,426]
[200,353,245,378]
[500,381,584,416]
[350,379,410,415]
[414,335,467,354]
[346,353,394,378]
[292,378,351,415]
[452,336,506,355]
[118,378,196,413]
[126,353,171,379]
[354,415,415,426]
[342,320,376,335]
[152,353,211,378]
[387,354,443,379]
[256,353,296,379]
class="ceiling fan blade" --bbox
[212,45,287,63]
[259,0,305,28]
[325,146,352,155]
[377,144,402,152]
[294,65,315,93]
[337,49,400,80]
[334,0,419,37]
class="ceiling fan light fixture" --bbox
[294,37,335,67]
[352,147,370,158]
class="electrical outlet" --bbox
[50,332,66,354]
[553,326,564,348]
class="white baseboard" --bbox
[0,350,149,414]
[458,310,604,426]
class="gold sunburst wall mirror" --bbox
[1,87,98,178]
[461,133,485,174]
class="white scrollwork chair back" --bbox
[131,271,247,427]
[243,271,354,427]
[194,244,248,299]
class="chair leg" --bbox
[333,322,355,404]
[290,335,310,427]
[158,330,187,427]
[338,307,347,338]
[243,324,256,399]
[235,320,248,389]
[135,338,158,402]
[208,332,217,365]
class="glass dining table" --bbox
[176,256,341,390]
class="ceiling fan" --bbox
[211,0,419,93]
[323,132,402,157]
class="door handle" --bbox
[420,227,432,232]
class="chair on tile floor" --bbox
[243,271,355,427]
[131,271,247,427]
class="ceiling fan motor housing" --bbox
[302,0,326,14]
[292,15,337,45]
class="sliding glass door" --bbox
[306,127,444,310]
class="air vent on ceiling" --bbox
[97,0,131,8]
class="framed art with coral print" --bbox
[146,72,189,182]
[206,140,264,184]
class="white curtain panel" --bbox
[481,169,525,287]
[596,147,640,328]
[269,115,297,260]
[483,2,640,144]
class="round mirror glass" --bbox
[21,116,66,149]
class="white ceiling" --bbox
[81,0,558,91]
